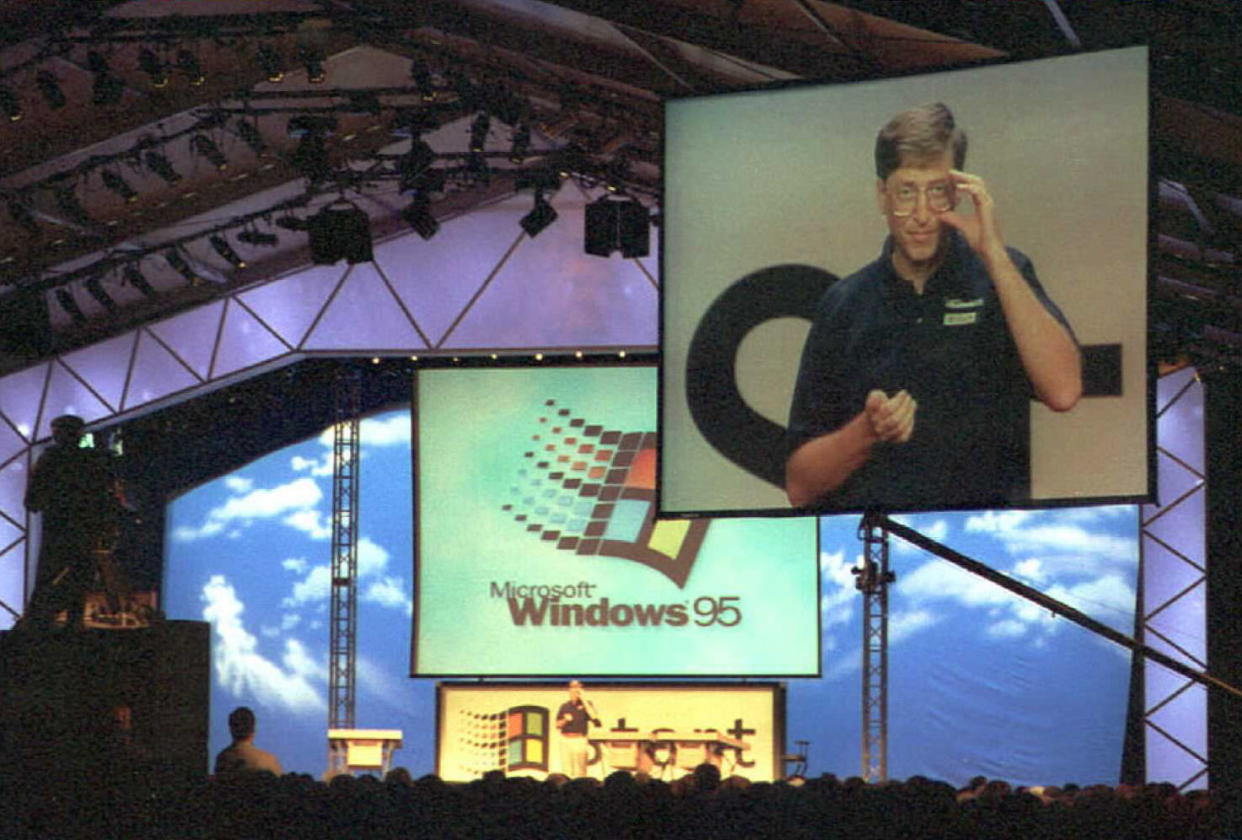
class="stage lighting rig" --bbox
[401,192,438,241]
[509,123,531,164]
[164,249,200,285]
[410,60,435,101]
[209,234,246,269]
[0,87,22,122]
[122,263,157,298]
[238,228,279,247]
[87,51,123,106]
[468,113,490,154]
[36,71,65,109]
[55,287,86,324]
[398,139,436,192]
[177,49,205,86]
[257,44,284,83]
[54,187,93,227]
[191,134,228,170]
[84,275,117,312]
[520,188,557,239]
[138,47,168,88]
[101,170,138,203]
[236,118,266,155]
[288,115,336,182]
[308,201,372,264]
[299,45,326,83]
[144,148,182,184]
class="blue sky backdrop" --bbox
[165,406,1138,786]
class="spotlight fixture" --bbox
[288,116,336,182]
[144,149,181,184]
[237,228,279,246]
[176,49,204,86]
[236,118,265,155]
[398,139,435,192]
[257,44,284,83]
[0,87,22,122]
[55,287,86,324]
[164,249,200,284]
[7,199,40,236]
[101,170,138,203]
[520,189,557,239]
[274,215,308,231]
[190,134,228,170]
[87,51,123,105]
[409,60,435,101]
[509,123,530,164]
[35,71,65,109]
[346,90,381,116]
[401,193,438,241]
[308,202,372,264]
[54,187,92,227]
[84,275,117,312]
[605,157,629,193]
[122,263,157,298]
[584,196,650,258]
[468,113,490,154]
[209,234,246,269]
[137,47,168,87]
[299,46,326,83]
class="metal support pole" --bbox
[327,367,361,775]
[856,513,895,782]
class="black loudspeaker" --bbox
[308,203,374,265]
[584,197,650,258]
[0,621,211,785]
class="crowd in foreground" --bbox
[2,762,1228,840]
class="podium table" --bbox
[327,728,403,777]
[591,730,749,777]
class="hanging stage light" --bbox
[398,139,436,192]
[122,263,157,298]
[54,187,92,227]
[299,46,326,83]
[55,287,86,324]
[288,115,335,182]
[468,113,490,153]
[257,44,284,83]
[209,234,246,269]
[237,228,278,246]
[409,60,435,101]
[87,51,123,105]
[235,118,266,155]
[191,134,228,170]
[176,49,204,86]
[308,201,372,264]
[0,87,22,122]
[138,47,168,88]
[7,199,40,236]
[520,188,557,239]
[164,249,200,284]
[144,149,182,184]
[35,70,65,109]
[509,123,531,164]
[101,170,138,203]
[401,193,438,241]
[84,275,117,312]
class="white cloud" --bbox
[987,619,1028,639]
[358,536,391,578]
[364,576,412,615]
[283,557,308,574]
[283,564,331,607]
[888,608,940,644]
[361,414,411,447]
[283,509,333,540]
[890,517,950,556]
[290,453,334,477]
[173,477,324,542]
[281,613,301,631]
[819,549,857,629]
[224,476,254,494]
[964,509,1038,535]
[200,575,325,715]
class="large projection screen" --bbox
[414,366,819,677]
[661,47,1149,516]
[437,681,785,783]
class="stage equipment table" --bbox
[591,730,749,777]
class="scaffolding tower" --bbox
[327,369,361,774]
[856,514,895,783]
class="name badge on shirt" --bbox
[944,297,984,310]
[944,311,978,326]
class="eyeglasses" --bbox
[888,181,955,217]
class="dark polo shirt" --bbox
[786,230,1074,512]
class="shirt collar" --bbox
[879,230,972,299]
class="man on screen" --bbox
[785,102,1081,511]
[555,680,600,778]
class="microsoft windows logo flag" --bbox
[455,706,549,776]
[502,399,709,588]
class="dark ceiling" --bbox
[0,0,1239,372]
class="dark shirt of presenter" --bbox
[555,680,601,779]
[785,103,1082,512]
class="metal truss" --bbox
[856,514,894,782]
[327,368,361,773]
